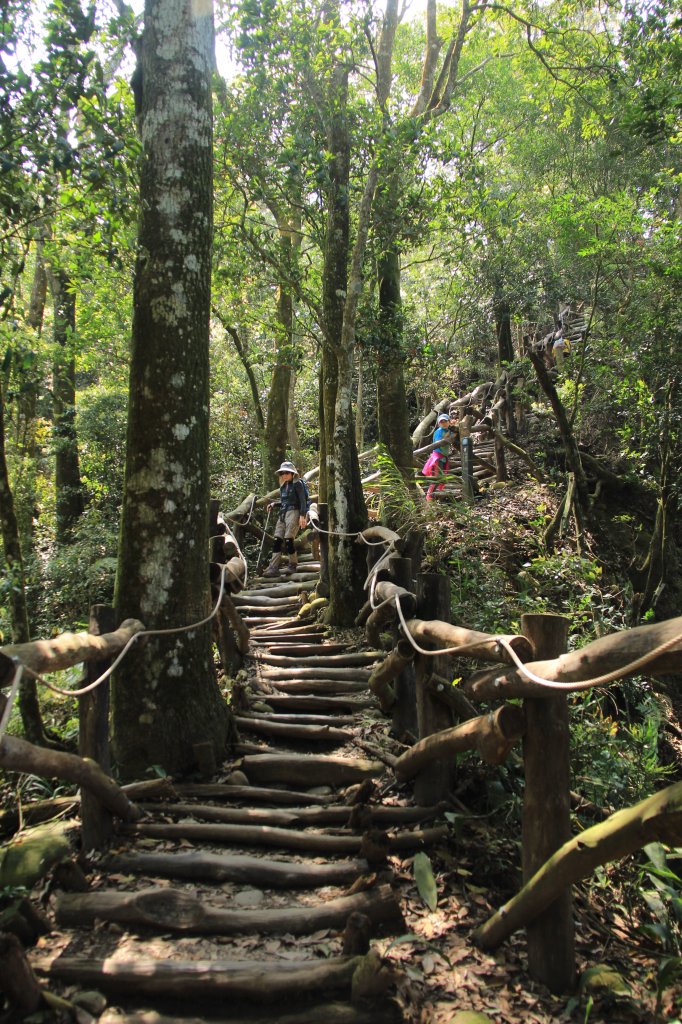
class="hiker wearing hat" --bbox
[423,412,457,501]
[262,461,308,577]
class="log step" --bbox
[251,642,348,654]
[135,801,444,829]
[239,753,382,786]
[105,850,367,887]
[242,617,297,627]
[54,883,405,937]
[255,651,380,667]
[263,679,369,695]
[119,821,448,853]
[170,783,335,805]
[240,710,356,726]
[234,716,351,745]
[262,694,376,712]
[97,1001,402,1023]
[31,954,366,1001]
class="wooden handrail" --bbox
[0,619,145,689]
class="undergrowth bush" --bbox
[32,506,118,635]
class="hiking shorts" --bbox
[275,509,301,542]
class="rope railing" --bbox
[0,523,251,744]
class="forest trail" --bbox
[31,553,445,1023]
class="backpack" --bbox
[299,477,312,512]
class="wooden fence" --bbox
[0,505,249,850]
[354,530,682,993]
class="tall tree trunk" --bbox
[494,287,514,365]
[51,269,84,543]
[320,56,367,625]
[530,350,589,503]
[287,367,302,471]
[355,347,364,451]
[27,232,48,334]
[0,381,48,744]
[113,0,231,780]
[376,244,415,484]
[262,215,301,483]
[264,226,298,485]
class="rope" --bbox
[308,514,387,545]
[366,543,398,609]
[394,593,682,690]
[225,493,257,526]
[496,631,682,692]
[395,595,504,658]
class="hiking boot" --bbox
[282,558,298,575]
[262,554,282,577]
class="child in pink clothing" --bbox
[423,412,457,500]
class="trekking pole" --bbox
[256,505,272,570]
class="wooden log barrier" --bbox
[221,594,250,655]
[424,673,478,721]
[366,580,417,649]
[521,613,574,994]
[0,735,140,823]
[493,408,508,482]
[367,639,414,713]
[394,705,525,782]
[403,619,532,665]
[414,574,454,804]
[365,598,399,649]
[0,618,145,687]
[359,525,402,549]
[461,613,682,701]
[385,558,418,740]
[473,778,682,952]
[209,498,226,565]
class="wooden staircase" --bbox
[30,554,446,1023]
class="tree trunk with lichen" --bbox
[264,217,301,486]
[319,54,368,625]
[113,0,231,779]
[51,269,84,543]
[376,244,415,485]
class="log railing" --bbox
[353,531,682,995]
[0,502,249,851]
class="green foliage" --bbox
[33,506,118,634]
[373,445,424,535]
[413,851,438,912]
[570,687,671,808]
[636,843,682,955]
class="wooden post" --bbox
[209,498,225,565]
[414,574,454,804]
[521,612,575,993]
[388,557,418,740]
[317,503,330,598]
[461,436,475,502]
[493,411,508,482]
[504,376,517,439]
[79,604,116,851]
